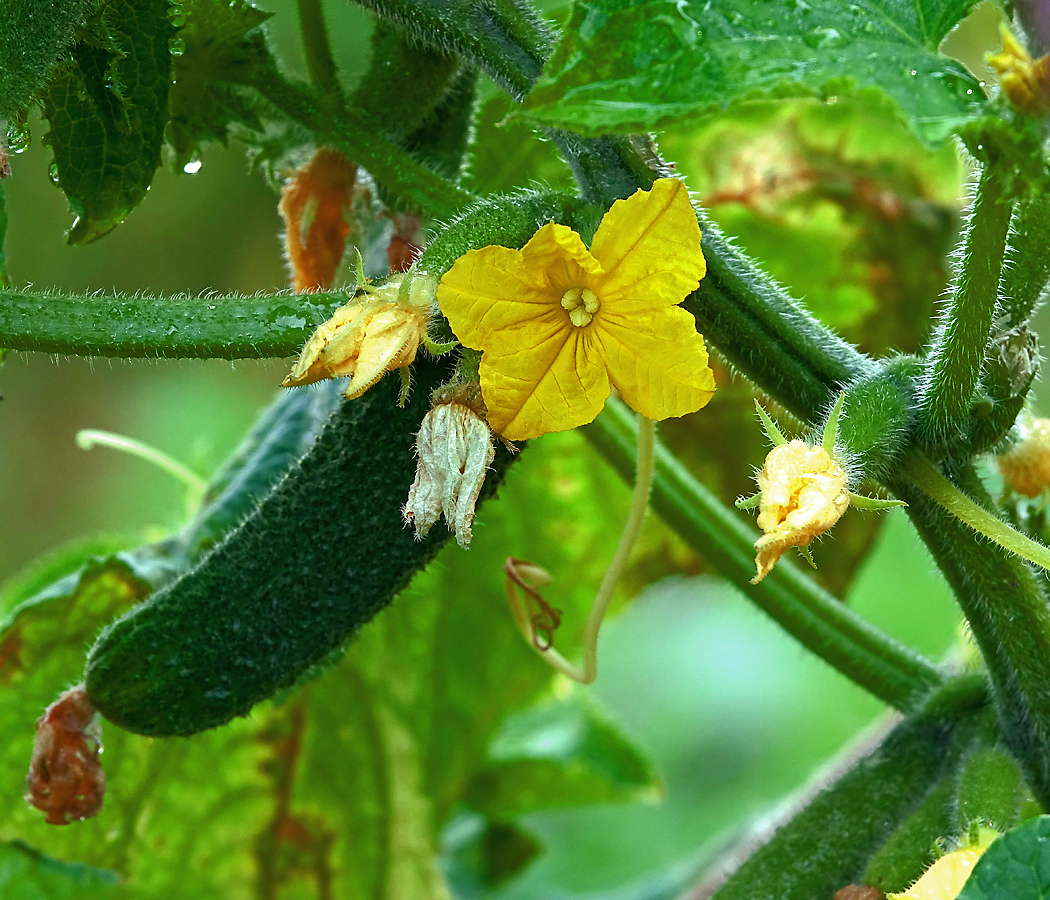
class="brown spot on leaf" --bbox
[25,685,105,825]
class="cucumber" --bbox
[710,679,990,900]
[84,355,515,735]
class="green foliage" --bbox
[957,816,1050,900]
[0,0,97,119]
[0,841,118,899]
[521,0,988,145]
[954,748,1026,834]
[40,0,175,244]
[165,0,275,170]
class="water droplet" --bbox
[803,26,842,49]
[4,123,30,154]
[862,20,875,33]
[168,36,186,56]
[47,162,60,184]
[183,158,202,174]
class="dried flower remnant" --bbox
[437,178,715,440]
[279,147,358,292]
[834,888,886,900]
[283,271,438,402]
[987,24,1050,117]
[403,383,495,548]
[25,685,105,825]
[997,417,1050,497]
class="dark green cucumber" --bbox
[711,678,990,900]
[85,355,514,735]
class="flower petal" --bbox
[590,178,705,306]
[343,306,423,400]
[594,306,715,420]
[437,223,604,350]
[480,318,609,440]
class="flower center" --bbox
[560,287,600,327]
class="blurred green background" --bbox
[0,1,1033,896]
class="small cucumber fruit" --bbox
[84,355,514,736]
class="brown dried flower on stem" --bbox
[279,147,357,292]
[25,684,105,825]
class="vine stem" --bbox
[249,67,474,219]
[917,166,1013,444]
[508,415,655,684]
[902,454,1050,571]
[0,289,344,358]
[296,0,341,96]
[583,399,946,712]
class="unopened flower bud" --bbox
[283,272,438,400]
[998,417,1050,497]
[753,440,849,583]
[403,385,495,548]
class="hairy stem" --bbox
[999,191,1050,332]
[888,466,1050,809]
[917,167,1013,445]
[0,289,344,358]
[904,454,1050,571]
[0,180,9,289]
[296,0,341,96]
[250,67,474,218]
[583,400,946,712]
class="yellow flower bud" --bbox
[283,273,437,400]
[997,417,1050,497]
[987,24,1050,117]
[752,440,849,583]
[403,385,495,549]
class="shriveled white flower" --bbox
[403,385,495,548]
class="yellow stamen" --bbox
[561,287,600,327]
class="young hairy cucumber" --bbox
[84,355,515,736]
[711,678,990,900]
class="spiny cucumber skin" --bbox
[711,702,976,900]
[84,356,513,736]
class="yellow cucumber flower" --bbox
[987,23,1050,117]
[436,178,716,440]
[887,842,992,900]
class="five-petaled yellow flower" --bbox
[436,179,716,440]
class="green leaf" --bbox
[957,816,1050,899]
[165,0,275,170]
[40,0,175,243]
[0,841,119,900]
[521,0,988,146]
[0,0,97,119]
[465,695,662,818]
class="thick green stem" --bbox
[999,191,1050,332]
[0,289,344,358]
[583,400,946,712]
[296,0,341,96]
[888,466,1050,809]
[250,67,474,218]
[917,168,1013,446]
